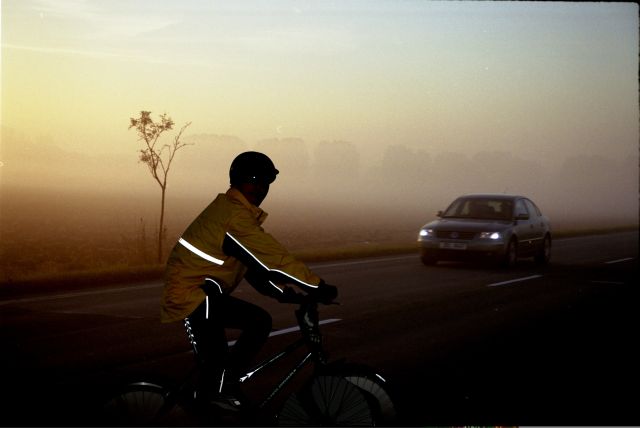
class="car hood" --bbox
[422,218,512,231]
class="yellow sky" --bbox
[1,1,638,161]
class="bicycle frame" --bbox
[237,300,327,409]
[102,299,397,426]
[175,300,327,413]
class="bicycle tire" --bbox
[340,364,397,424]
[278,375,374,426]
[101,382,182,426]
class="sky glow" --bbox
[2,1,637,157]
[0,0,637,207]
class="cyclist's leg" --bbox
[185,298,229,396]
[186,291,272,399]
[218,294,272,380]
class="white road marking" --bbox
[487,275,543,287]
[314,254,415,269]
[3,243,633,306]
[52,309,147,318]
[228,318,341,345]
[605,257,634,264]
[0,282,162,306]
[1,255,416,306]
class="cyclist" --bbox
[160,151,338,412]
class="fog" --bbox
[1,128,638,281]
[1,1,638,280]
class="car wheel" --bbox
[535,234,551,265]
[501,238,517,268]
[420,249,438,265]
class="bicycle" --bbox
[100,296,397,426]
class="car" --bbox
[417,194,551,267]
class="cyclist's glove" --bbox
[277,286,305,304]
[310,280,338,305]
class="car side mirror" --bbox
[436,210,443,217]
[515,213,529,221]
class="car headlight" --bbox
[479,231,502,240]
[419,229,435,238]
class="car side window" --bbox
[530,200,543,217]
[514,200,529,218]
[523,200,539,219]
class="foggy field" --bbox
[2,140,639,284]
[0,187,421,283]
[1,173,637,284]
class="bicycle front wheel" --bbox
[102,382,174,426]
[278,375,374,426]
[339,363,397,424]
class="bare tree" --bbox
[129,111,192,263]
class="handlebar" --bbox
[294,299,324,358]
[278,285,341,362]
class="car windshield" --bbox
[442,198,513,220]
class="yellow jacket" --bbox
[161,187,321,323]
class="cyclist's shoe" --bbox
[194,388,244,413]
[208,393,243,413]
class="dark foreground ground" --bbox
[1,232,638,426]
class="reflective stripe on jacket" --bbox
[160,187,321,323]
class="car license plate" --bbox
[440,242,467,250]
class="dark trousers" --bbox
[185,293,272,394]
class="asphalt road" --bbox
[1,231,638,426]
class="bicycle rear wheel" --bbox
[278,375,374,426]
[101,382,178,426]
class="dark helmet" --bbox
[229,151,279,185]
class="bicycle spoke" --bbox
[102,384,169,426]
[321,362,398,424]
[279,375,374,426]
[277,393,312,426]
[344,373,397,423]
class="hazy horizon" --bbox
[1,1,638,279]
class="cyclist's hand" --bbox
[277,286,305,304]
[312,281,338,305]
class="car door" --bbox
[524,198,545,252]
[513,198,535,254]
